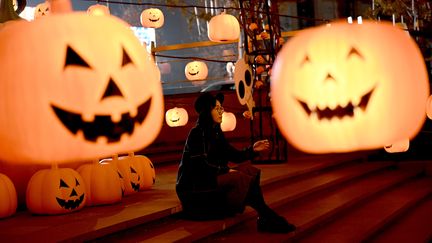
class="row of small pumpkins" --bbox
[0,153,155,217]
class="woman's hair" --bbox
[195,92,224,128]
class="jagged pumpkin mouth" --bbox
[297,88,374,120]
[56,194,85,210]
[51,97,151,143]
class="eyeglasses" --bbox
[213,106,224,113]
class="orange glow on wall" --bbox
[271,21,429,153]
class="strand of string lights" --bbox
[83,0,329,23]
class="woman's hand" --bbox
[253,139,270,153]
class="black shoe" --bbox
[257,215,296,233]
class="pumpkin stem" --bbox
[128,152,135,157]
[0,0,25,23]
[112,154,119,160]
[48,0,73,14]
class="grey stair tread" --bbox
[198,166,422,242]
[94,161,394,242]
[369,196,432,243]
[299,177,432,243]
[0,154,365,242]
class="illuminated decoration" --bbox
[426,95,432,120]
[140,8,164,28]
[120,152,155,190]
[221,112,236,132]
[208,12,240,42]
[77,160,122,206]
[26,164,86,214]
[165,107,188,127]
[0,173,17,218]
[234,57,255,118]
[271,21,429,154]
[34,1,50,19]
[384,138,409,153]
[0,2,164,164]
[87,4,110,16]
[100,155,125,195]
[185,61,208,81]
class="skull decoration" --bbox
[140,8,164,28]
[185,61,208,81]
[271,21,429,153]
[34,1,50,19]
[165,107,188,127]
[234,57,255,117]
[0,11,164,164]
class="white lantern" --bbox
[87,4,110,16]
[221,112,236,132]
[384,138,410,153]
[208,12,240,42]
[185,61,208,81]
[140,8,164,28]
[165,107,188,127]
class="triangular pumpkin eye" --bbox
[60,179,69,188]
[347,47,363,59]
[75,178,80,186]
[65,46,91,69]
[131,167,137,173]
[300,55,310,67]
[122,48,134,67]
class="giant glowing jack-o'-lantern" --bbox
[185,61,208,81]
[77,160,122,206]
[0,173,17,218]
[140,8,164,28]
[384,138,410,153]
[165,107,188,127]
[87,4,110,16]
[0,8,164,164]
[208,12,240,42]
[26,164,86,214]
[234,57,255,116]
[271,21,429,154]
[34,1,50,19]
[221,112,236,132]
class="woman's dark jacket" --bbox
[176,122,257,193]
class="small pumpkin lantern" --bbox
[384,138,410,153]
[271,21,429,154]
[165,107,188,127]
[26,164,86,214]
[100,155,125,196]
[77,160,122,206]
[0,1,164,164]
[121,152,155,190]
[221,112,236,132]
[87,4,110,16]
[0,173,17,218]
[208,12,240,42]
[34,1,50,19]
[185,61,208,81]
[140,8,164,28]
[106,154,141,195]
[234,57,255,117]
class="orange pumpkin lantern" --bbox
[87,4,110,16]
[221,112,236,132]
[26,164,86,214]
[100,155,125,196]
[384,138,410,153]
[121,152,155,190]
[208,12,240,42]
[0,7,164,164]
[34,1,50,19]
[271,21,429,154]
[140,8,164,28]
[77,160,122,206]
[0,173,17,218]
[185,61,208,81]
[165,107,188,127]
[104,154,141,195]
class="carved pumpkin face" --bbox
[185,61,208,81]
[87,4,110,16]
[271,21,429,153]
[0,14,164,164]
[140,8,164,28]
[26,167,86,214]
[234,57,255,115]
[34,1,50,19]
[165,107,188,127]
[0,173,17,218]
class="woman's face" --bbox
[211,100,224,124]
